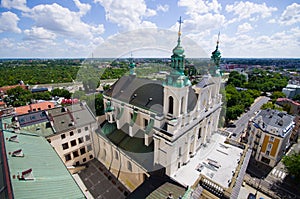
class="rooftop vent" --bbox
[8,135,19,143]
[278,120,284,126]
[20,168,34,180]
[12,149,24,157]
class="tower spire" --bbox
[177,16,183,43]
[211,32,222,77]
[129,52,136,75]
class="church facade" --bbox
[92,20,223,191]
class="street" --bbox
[226,96,270,140]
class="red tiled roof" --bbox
[14,101,55,115]
[0,85,28,93]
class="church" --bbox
[92,18,224,192]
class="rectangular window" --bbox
[65,154,71,161]
[83,158,86,162]
[71,140,77,147]
[270,136,274,142]
[78,129,81,133]
[85,135,90,141]
[61,134,66,139]
[85,126,89,131]
[130,113,133,120]
[179,147,182,157]
[62,143,69,150]
[80,147,86,155]
[38,108,41,111]
[144,119,148,128]
[266,151,270,156]
[87,144,92,152]
[78,137,84,144]
[73,150,79,158]
[70,131,74,136]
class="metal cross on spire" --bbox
[217,31,220,44]
[178,16,183,37]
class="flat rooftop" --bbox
[171,132,244,188]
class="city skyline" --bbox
[0,0,299,58]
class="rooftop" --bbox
[48,102,96,133]
[2,130,85,199]
[98,122,154,171]
[104,75,197,114]
[171,132,244,188]
[253,109,294,137]
[14,101,54,115]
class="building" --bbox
[282,83,300,99]
[246,109,294,167]
[14,101,55,115]
[0,126,85,199]
[0,84,28,94]
[2,102,97,167]
[92,19,250,199]
[276,98,300,115]
[47,102,97,167]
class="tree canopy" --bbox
[282,152,300,180]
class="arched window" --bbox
[127,161,132,172]
[181,97,184,114]
[168,96,174,114]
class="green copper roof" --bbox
[3,131,85,199]
[165,17,191,88]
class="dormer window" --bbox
[9,135,19,143]
[12,149,24,157]
[20,168,34,180]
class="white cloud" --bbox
[24,26,56,41]
[237,22,253,34]
[23,3,104,40]
[1,0,29,12]
[278,3,300,25]
[94,0,157,31]
[73,0,91,16]
[178,0,221,16]
[156,4,169,12]
[0,11,21,33]
[172,13,225,34]
[225,1,277,22]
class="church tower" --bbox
[163,17,191,118]
[210,32,222,77]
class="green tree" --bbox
[271,91,286,103]
[227,71,246,87]
[292,94,300,102]
[51,88,71,98]
[282,152,300,179]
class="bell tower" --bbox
[163,17,191,118]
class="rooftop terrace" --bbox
[171,132,244,188]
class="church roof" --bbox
[104,75,197,114]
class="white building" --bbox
[92,21,226,192]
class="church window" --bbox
[168,96,174,114]
[198,128,202,139]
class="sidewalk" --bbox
[238,183,271,199]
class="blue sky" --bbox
[0,0,299,58]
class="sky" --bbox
[0,0,299,58]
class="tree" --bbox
[271,91,286,103]
[51,88,71,98]
[293,94,300,102]
[282,152,300,179]
[5,86,31,107]
[227,71,246,87]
